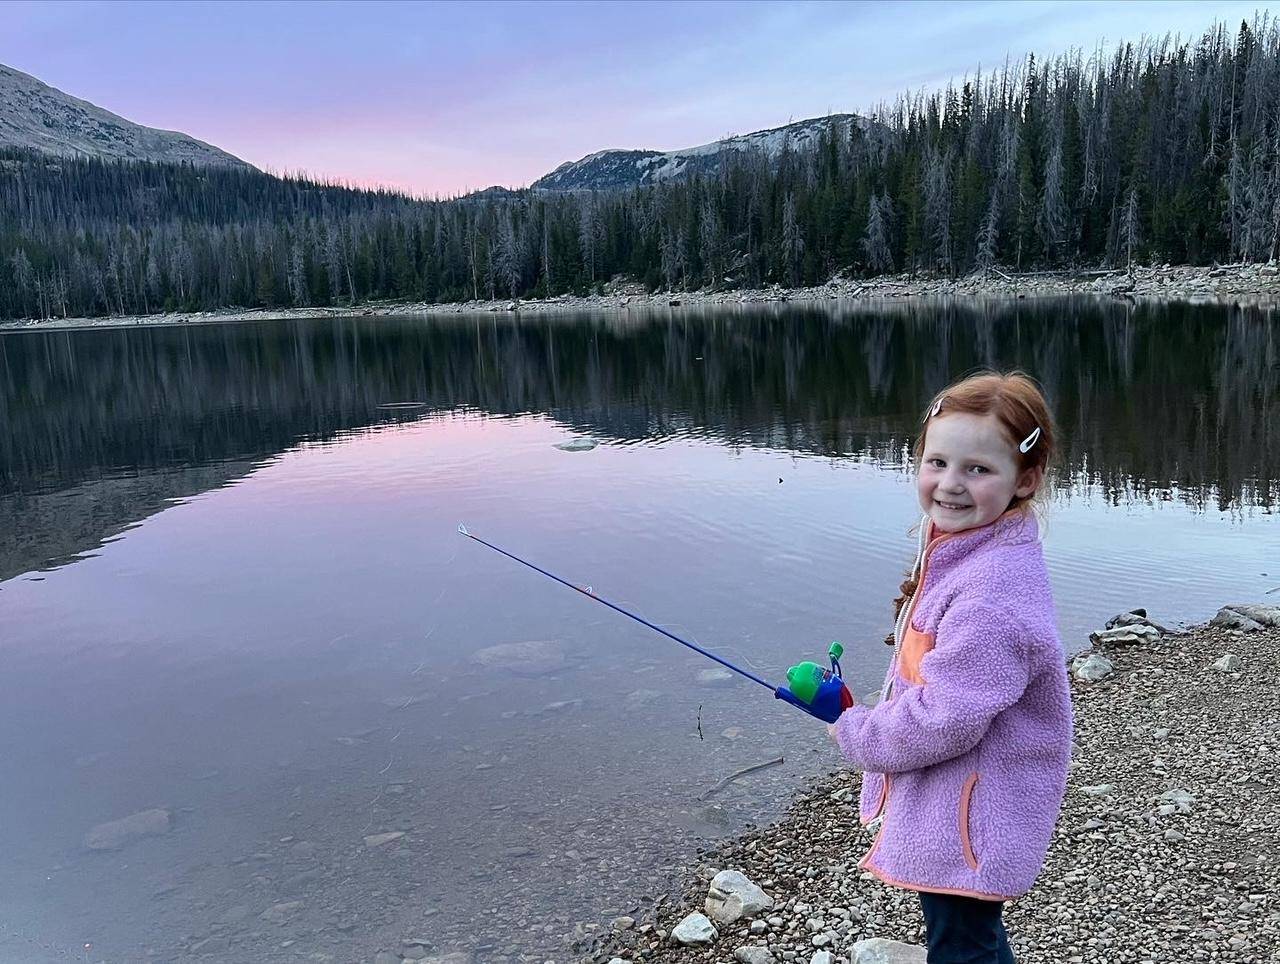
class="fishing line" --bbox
[457,524,853,723]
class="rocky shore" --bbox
[3,263,1278,333]
[566,604,1280,964]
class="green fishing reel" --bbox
[775,642,854,723]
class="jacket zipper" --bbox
[882,516,932,704]
[869,518,938,835]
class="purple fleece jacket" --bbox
[834,508,1072,901]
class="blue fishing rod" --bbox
[457,524,853,723]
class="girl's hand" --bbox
[826,722,840,744]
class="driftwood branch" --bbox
[700,755,785,800]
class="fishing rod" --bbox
[457,523,853,723]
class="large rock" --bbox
[734,948,778,964]
[855,942,926,962]
[473,639,567,676]
[1105,608,1149,629]
[1222,604,1280,628]
[671,912,718,945]
[1072,653,1114,682]
[83,808,171,850]
[1089,624,1160,646]
[1210,605,1279,632]
[851,938,928,963]
[1104,608,1174,634]
[705,869,773,923]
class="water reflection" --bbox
[2,298,1276,582]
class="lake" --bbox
[1,297,1276,963]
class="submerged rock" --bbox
[554,437,599,452]
[696,667,736,686]
[474,639,568,676]
[83,808,171,851]
[259,900,304,924]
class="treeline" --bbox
[2,16,1279,320]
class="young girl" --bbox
[828,371,1073,964]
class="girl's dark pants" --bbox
[918,892,1015,964]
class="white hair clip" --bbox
[929,398,944,418]
[1019,427,1041,453]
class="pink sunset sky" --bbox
[3,0,1275,197]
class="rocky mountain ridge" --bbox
[529,114,870,192]
[0,62,250,168]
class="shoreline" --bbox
[574,605,1279,964]
[3,264,1279,334]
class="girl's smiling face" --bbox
[917,412,1042,533]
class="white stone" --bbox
[734,948,778,964]
[1090,624,1160,646]
[1079,784,1116,796]
[811,952,836,964]
[363,831,405,848]
[671,912,718,945]
[706,869,773,923]
[1073,653,1114,682]
[851,938,928,963]
[1212,653,1242,673]
[1157,788,1196,813]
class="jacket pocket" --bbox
[860,771,889,824]
[958,772,979,870]
[899,624,935,685]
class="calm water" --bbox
[1,298,1277,964]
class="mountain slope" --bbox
[0,63,251,168]
[531,114,869,191]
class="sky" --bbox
[3,0,1277,197]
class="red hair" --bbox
[886,370,1056,640]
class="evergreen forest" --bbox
[2,18,1279,320]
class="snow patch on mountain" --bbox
[531,114,869,192]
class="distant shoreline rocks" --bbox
[5,263,1278,333]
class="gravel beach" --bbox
[580,608,1279,964]
[2,264,1278,333]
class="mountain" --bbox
[0,63,251,168]
[530,114,869,192]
